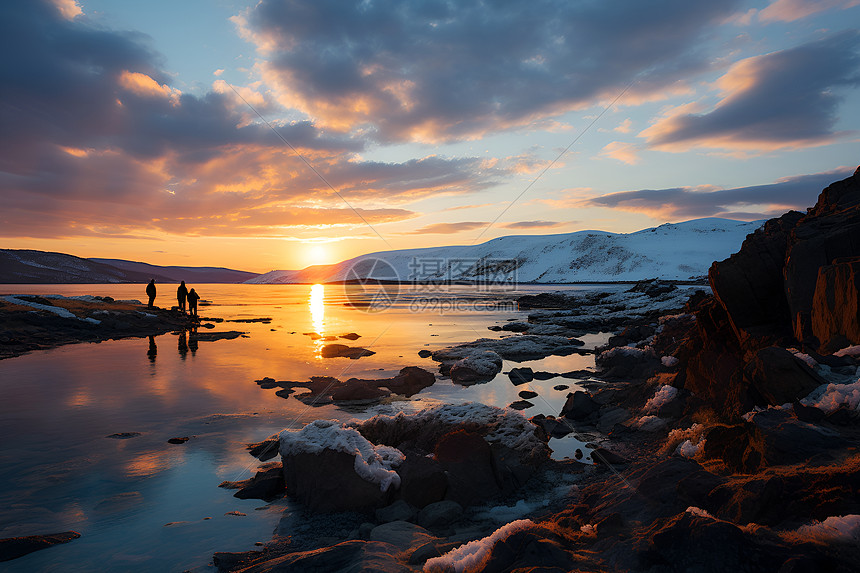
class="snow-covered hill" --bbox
[247,218,763,284]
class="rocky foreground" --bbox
[0,294,240,360]
[209,168,860,572]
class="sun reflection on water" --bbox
[309,284,325,357]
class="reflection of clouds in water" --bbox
[124,450,176,478]
[66,389,92,407]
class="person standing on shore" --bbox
[187,287,200,316]
[146,279,156,308]
[177,281,188,312]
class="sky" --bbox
[1,0,858,273]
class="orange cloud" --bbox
[759,0,860,22]
[118,71,181,105]
[600,141,641,165]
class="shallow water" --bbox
[0,283,618,572]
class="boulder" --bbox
[434,430,500,506]
[560,391,600,421]
[282,449,392,512]
[320,344,376,359]
[417,500,463,529]
[595,346,661,380]
[508,367,534,385]
[448,351,503,384]
[233,466,285,501]
[382,366,435,397]
[375,500,416,524]
[396,454,447,509]
[742,346,825,406]
[332,379,391,402]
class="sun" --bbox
[307,245,329,266]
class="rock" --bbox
[471,527,578,572]
[417,500,463,529]
[508,399,534,410]
[532,371,558,380]
[627,279,677,297]
[375,500,416,524]
[340,332,362,340]
[418,349,432,358]
[434,430,500,506]
[792,400,825,423]
[380,366,435,397]
[594,512,624,536]
[811,257,860,351]
[0,531,80,562]
[590,447,627,465]
[397,454,447,509]
[553,384,570,390]
[105,432,141,439]
[213,550,266,572]
[518,390,538,399]
[597,406,631,433]
[320,344,376,359]
[282,449,392,512]
[331,379,391,403]
[529,414,573,438]
[255,377,279,389]
[560,391,600,421]
[560,370,592,379]
[448,351,503,384]
[508,366,534,385]
[369,521,435,552]
[742,346,825,406]
[233,466,286,502]
[167,436,190,444]
[274,388,294,399]
[230,540,410,573]
[595,346,661,379]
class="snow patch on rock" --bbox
[643,385,678,414]
[795,515,860,542]
[801,380,860,413]
[424,519,536,572]
[279,420,404,491]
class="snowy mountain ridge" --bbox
[248,217,763,284]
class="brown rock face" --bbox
[709,211,803,348]
[811,257,860,352]
[674,167,860,417]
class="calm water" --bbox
[0,283,616,572]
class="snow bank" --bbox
[422,403,545,454]
[834,345,860,358]
[661,356,679,367]
[787,348,817,369]
[424,519,535,572]
[675,438,706,458]
[801,380,860,413]
[633,415,667,431]
[279,420,404,491]
[451,350,503,377]
[795,515,860,542]
[643,385,678,414]
[4,295,101,324]
[665,423,705,457]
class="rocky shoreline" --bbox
[208,169,860,572]
[0,294,240,360]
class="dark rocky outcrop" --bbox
[0,531,81,562]
[811,257,860,351]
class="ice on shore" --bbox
[801,380,860,413]
[279,420,404,491]
[424,519,536,572]
[795,514,860,542]
[643,385,678,414]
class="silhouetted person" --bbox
[177,281,188,312]
[187,288,200,316]
[146,279,156,308]
[147,335,157,362]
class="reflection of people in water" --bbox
[187,288,200,316]
[178,330,188,358]
[188,328,198,355]
[147,335,157,362]
[177,281,188,312]
[146,279,156,308]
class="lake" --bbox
[0,283,618,572]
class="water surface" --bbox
[0,283,615,571]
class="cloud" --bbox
[600,141,642,164]
[499,221,567,229]
[408,221,488,234]
[583,166,855,219]
[0,1,509,241]
[614,119,634,134]
[759,0,860,22]
[641,32,860,152]
[235,0,743,142]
